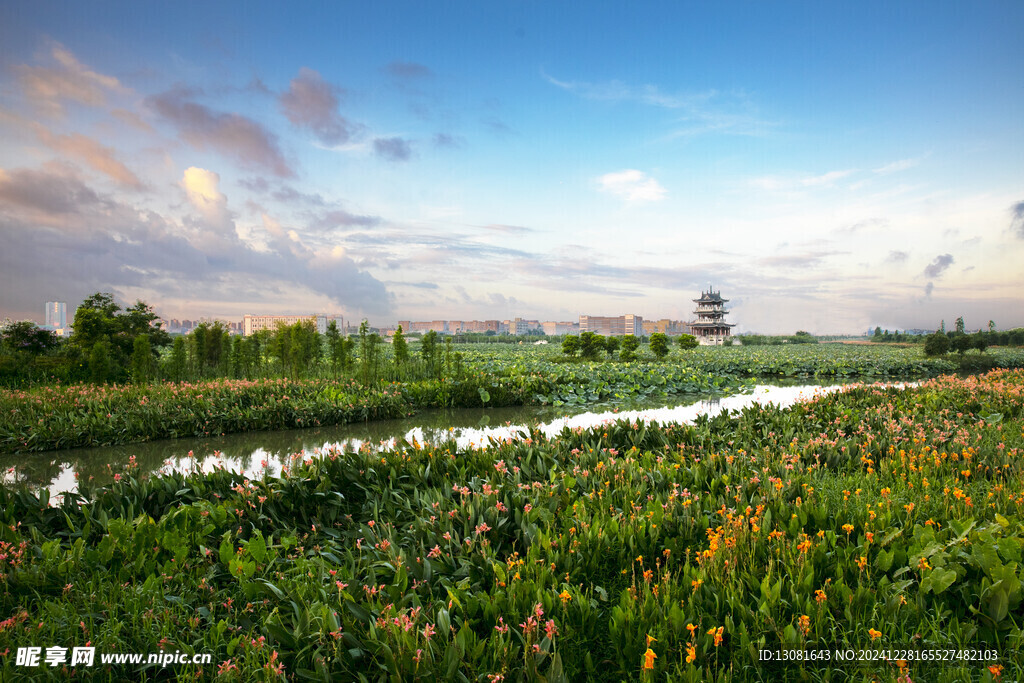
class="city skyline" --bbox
[2,2,1023,334]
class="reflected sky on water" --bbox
[3,383,861,498]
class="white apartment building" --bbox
[242,314,342,336]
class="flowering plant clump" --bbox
[1,369,1023,680]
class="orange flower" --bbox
[686,623,697,638]
[868,628,881,640]
[798,615,810,636]
[815,589,827,604]
[989,664,1003,678]
[643,648,657,670]
[685,645,696,663]
[707,626,724,646]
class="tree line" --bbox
[922,317,1024,357]
[0,293,466,387]
[560,331,700,361]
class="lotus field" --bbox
[7,343,1024,455]
[0,357,745,454]
[1,369,1023,681]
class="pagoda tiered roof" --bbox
[693,289,728,304]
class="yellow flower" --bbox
[642,648,657,670]
[559,589,572,603]
[646,633,657,647]
[815,589,827,604]
[842,524,854,535]
[685,645,696,663]
[868,628,882,640]
[856,556,868,571]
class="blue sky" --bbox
[1,1,1022,333]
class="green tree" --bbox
[73,294,171,383]
[357,320,382,384]
[1,320,58,355]
[325,321,344,378]
[72,293,168,364]
[604,335,620,358]
[392,325,409,366]
[951,334,973,355]
[88,340,113,383]
[972,332,988,353]
[190,321,231,377]
[130,335,155,382]
[873,326,882,338]
[955,316,965,335]
[620,335,640,362]
[230,336,245,378]
[578,332,605,361]
[677,334,698,350]
[649,332,670,359]
[989,320,996,334]
[166,336,187,381]
[924,332,950,357]
[561,335,580,358]
[270,320,321,378]
[421,330,440,377]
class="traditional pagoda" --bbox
[691,288,734,345]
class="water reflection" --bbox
[3,383,851,497]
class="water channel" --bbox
[3,382,872,498]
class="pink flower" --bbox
[544,619,558,639]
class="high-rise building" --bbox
[44,302,70,336]
[45,302,67,329]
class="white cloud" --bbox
[15,41,126,116]
[751,169,856,191]
[183,167,227,221]
[543,70,774,138]
[597,169,666,203]
[873,158,919,175]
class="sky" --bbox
[1,1,1022,334]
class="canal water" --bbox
[4,383,860,497]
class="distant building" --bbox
[242,314,342,336]
[399,320,449,334]
[691,289,734,345]
[503,318,541,335]
[398,320,505,335]
[44,301,69,336]
[579,314,644,337]
[542,321,580,336]
[641,318,693,336]
[457,320,501,334]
